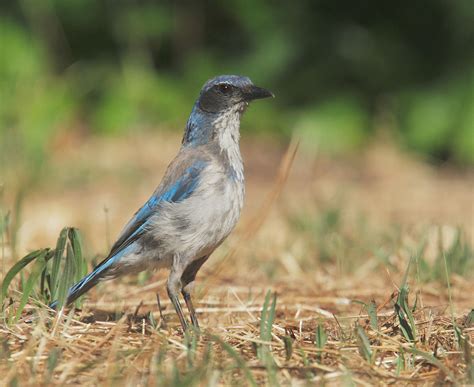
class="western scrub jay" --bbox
[50,75,273,330]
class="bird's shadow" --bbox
[80,309,127,323]
[78,305,168,333]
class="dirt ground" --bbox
[1,131,473,385]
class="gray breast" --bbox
[149,162,244,260]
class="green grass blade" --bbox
[315,321,327,362]
[45,348,61,384]
[356,325,372,363]
[260,290,271,341]
[14,250,48,322]
[367,300,378,330]
[265,352,279,387]
[395,254,417,342]
[55,242,76,309]
[266,292,277,342]
[403,292,417,341]
[315,321,327,349]
[441,239,463,350]
[395,303,414,342]
[283,336,293,361]
[396,346,405,376]
[263,293,278,385]
[396,287,417,342]
[50,227,68,300]
[258,290,277,362]
[69,228,84,280]
[69,228,86,307]
[1,249,45,304]
[354,299,378,331]
[40,249,55,301]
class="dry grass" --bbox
[1,131,473,385]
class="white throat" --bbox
[212,105,244,181]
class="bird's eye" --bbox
[218,84,231,93]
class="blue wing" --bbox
[50,158,207,308]
[108,159,206,257]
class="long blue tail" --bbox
[49,249,123,309]
[49,270,101,309]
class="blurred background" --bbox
[0,1,473,256]
[1,0,473,164]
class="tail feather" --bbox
[49,269,103,309]
[49,249,123,309]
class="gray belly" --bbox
[148,177,244,261]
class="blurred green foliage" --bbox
[0,0,473,166]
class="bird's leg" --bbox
[167,262,189,331]
[180,255,209,330]
[155,293,166,328]
[182,282,199,329]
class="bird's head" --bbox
[198,75,273,114]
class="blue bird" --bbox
[50,75,273,330]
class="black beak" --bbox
[244,85,274,101]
